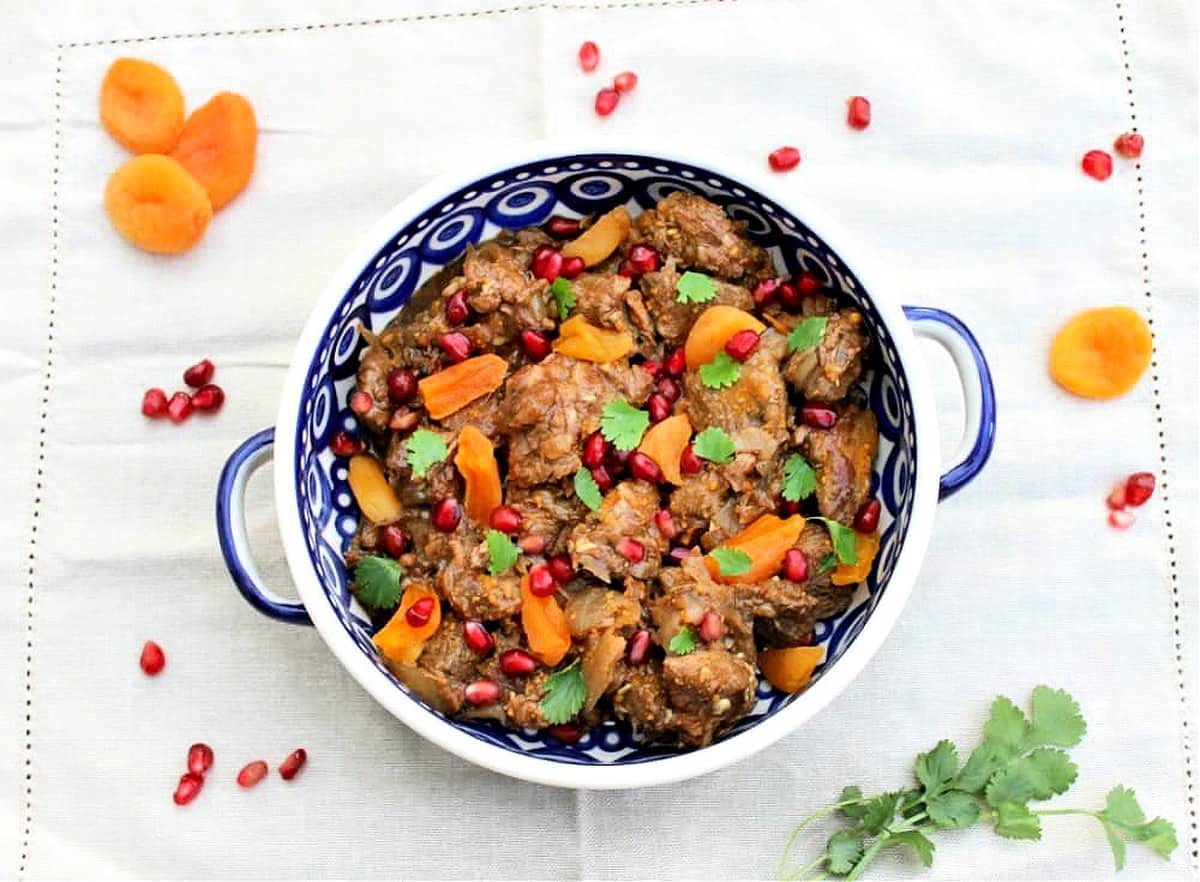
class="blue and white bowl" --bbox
[216,143,995,790]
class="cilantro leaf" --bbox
[787,316,828,352]
[1100,787,1179,862]
[698,352,742,389]
[1022,748,1078,799]
[887,830,936,867]
[955,741,1005,793]
[925,790,980,829]
[994,802,1042,840]
[861,792,900,836]
[1101,819,1129,870]
[486,529,519,576]
[816,553,837,575]
[826,830,864,875]
[813,517,858,565]
[573,468,603,512]
[353,555,403,608]
[915,740,959,794]
[407,429,448,478]
[550,277,576,320]
[710,547,752,577]
[985,761,1042,807]
[675,270,716,304]
[1027,685,1086,748]
[1102,785,1146,828]
[1139,819,1179,860]
[540,659,586,725]
[600,399,650,451]
[983,694,1030,759]
[782,454,817,502]
[839,786,867,819]
[669,625,698,655]
[692,427,736,464]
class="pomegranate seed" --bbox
[752,278,780,306]
[519,534,547,555]
[680,444,703,475]
[183,358,214,388]
[648,393,672,423]
[464,678,501,706]
[1109,509,1136,530]
[578,40,600,73]
[853,499,881,533]
[591,464,614,492]
[173,772,204,806]
[278,748,307,781]
[724,329,761,362]
[329,430,364,457]
[778,282,802,311]
[626,629,653,666]
[462,620,495,655]
[654,509,678,540]
[1106,481,1128,511]
[166,391,193,423]
[546,215,582,238]
[607,445,630,477]
[1082,150,1113,181]
[664,348,686,378]
[698,610,724,643]
[627,244,661,275]
[1125,471,1155,506]
[800,404,838,429]
[499,648,539,676]
[188,742,214,776]
[796,271,823,296]
[431,498,462,533]
[1114,132,1144,159]
[140,640,165,675]
[616,537,645,563]
[385,367,418,404]
[141,388,168,418]
[237,760,268,789]
[846,96,871,130]
[783,548,809,582]
[528,563,556,597]
[445,289,471,326]
[668,546,696,564]
[617,259,636,278]
[380,524,408,557]
[405,596,436,628]
[531,245,564,282]
[640,359,663,378]
[768,146,801,172]
[613,70,638,94]
[388,408,419,434]
[438,331,473,363]
[779,498,802,516]
[518,328,552,362]
[560,255,586,279]
[349,390,374,415]
[547,723,582,742]
[656,376,681,403]
[191,383,225,413]
[489,505,524,534]
[582,431,609,469]
[548,555,575,584]
[629,451,663,483]
[594,88,620,117]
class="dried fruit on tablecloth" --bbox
[170,92,258,210]
[105,154,213,254]
[100,58,185,154]
[1049,306,1152,399]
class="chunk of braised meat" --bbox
[795,522,855,619]
[634,190,771,281]
[662,649,758,747]
[639,258,755,346]
[798,403,878,525]
[570,272,657,354]
[438,391,505,439]
[435,529,523,621]
[569,480,666,583]
[565,587,644,638]
[783,309,869,402]
[745,577,820,649]
[354,330,406,433]
[503,670,553,730]
[501,354,653,486]
[505,482,586,556]
[668,471,743,549]
[612,659,672,735]
[652,556,755,661]
[387,437,459,501]
[386,661,462,715]
[417,611,479,686]
[459,238,556,349]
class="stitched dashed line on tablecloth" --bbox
[1113,1,1198,870]
[57,0,732,47]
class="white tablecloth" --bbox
[1,1,1196,878]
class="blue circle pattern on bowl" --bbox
[294,154,917,765]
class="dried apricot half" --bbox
[104,154,213,254]
[170,92,258,210]
[1049,306,1152,399]
[99,58,185,154]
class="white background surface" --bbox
[1,0,1197,878]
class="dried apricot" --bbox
[100,58,185,154]
[1049,306,1152,399]
[104,154,213,254]
[170,92,257,210]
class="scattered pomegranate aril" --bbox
[546,215,582,238]
[1106,481,1128,511]
[640,360,663,378]
[779,498,802,516]
[191,383,225,412]
[698,610,724,643]
[438,331,473,364]
[166,391,193,423]
[278,748,307,781]
[445,289,471,326]
[464,678,501,706]
[778,282,802,311]
[853,498,881,533]
[796,271,822,296]
[349,390,374,415]
[531,244,564,282]
[188,742,214,776]
[654,509,678,540]
[388,408,419,434]
[1114,132,1144,159]
[626,244,661,275]
[783,548,809,582]
[518,328,552,362]
[846,96,871,130]
[560,255,586,279]
[462,619,495,655]
[1109,509,1135,530]
[724,329,761,362]
[1082,150,1113,181]
[547,723,582,743]
[183,358,215,388]
[499,648,539,676]
[519,534,547,555]
[431,498,462,533]
[140,640,165,675]
[489,505,524,534]
[616,537,645,563]
[613,71,638,94]
[768,146,801,172]
[679,444,703,475]
[405,596,437,628]
[648,393,672,423]
[237,760,268,789]
[141,388,168,418]
[329,430,364,457]
[528,563,557,597]
[591,464,614,492]
[380,524,408,557]
[752,277,780,306]
[548,555,575,584]
[656,376,682,404]
[626,628,652,666]
[629,451,663,483]
[594,87,620,117]
[800,404,838,429]
[173,771,204,806]
[578,40,600,73]
[664,348,686,378]
[582,431,610,469]
[1124,471,1155,506]
[617,259,636,278]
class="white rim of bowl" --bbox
[274,138,941,790]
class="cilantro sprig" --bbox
[600,399,650,451]
[778,686,1178,880]
[710,547,752,577]
[782,454,817,502]
[540,658,587,724]
[676,270,717,304]
[406,429,448,478]
[353,555,403,609]
[787,316,829,352]
[692,427,736,465]
[550,277,576,320]
[812,517,858,565]
[486,529,519,576]
[699,351,742,389]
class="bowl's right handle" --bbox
[216,428,313,625]
[903,306,997,499]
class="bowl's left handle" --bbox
[216,428,313,626]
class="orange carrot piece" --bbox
[104,154,213,254]
[831,531,881,586]
[418,354,508,420]
[373,583,441,665]
[705,513,805,583]
[561,206,631,266]
[1049,306,1152,399]
[553,315,634,363]
[684,305,767,369]
[520,574,571,666]
[169,92,258,210]
[759,646,823,693]
[347,454,403,524]
[454,425,502,525]
[638,413,692,485]
[100,58,185,154]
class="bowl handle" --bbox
[216,428,313,625]
[903,306,996,499]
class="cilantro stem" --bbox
[782,855,827,882]
[845,835,890,882]
[778,800,864,881]
[1035,808,1095,817]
